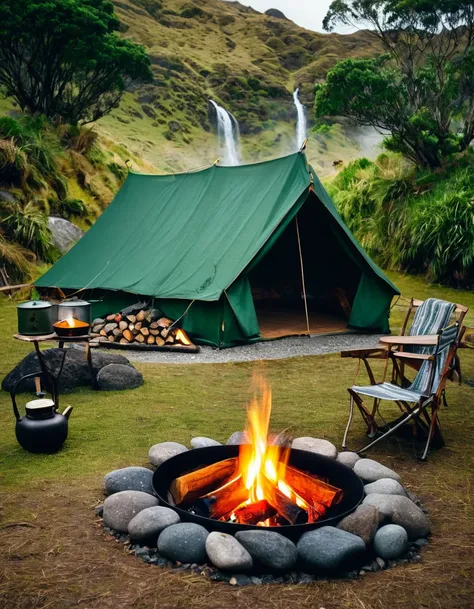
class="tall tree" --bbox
[0,0,152,124]
[317,1,474,167]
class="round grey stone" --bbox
[97,364,143,391]
[354,459,401,483]
[190,437,222,449]
[104,466,154,496]
[128,506,180,542]
[205,532,253,571]
[149,441,188,467]
[235,530,297,571]
[337,504,380,545]
[363,494,430,539]
[103,490,158,533]
[226,431,249,445]
[291,437,338,459]
[364,478,407,497]
[337,451,361,468]
[297,526,366,572]
[158,523,209,564]
[373,524,408,560]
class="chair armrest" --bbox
[391,351,435,361]
[379,335,439,346]
[341,347,388,359]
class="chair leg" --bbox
[358,406,421,454]
[342,393,355,450]
[421,411,438,461]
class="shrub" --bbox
[0,198,53,261]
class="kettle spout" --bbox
[62,405,73,420]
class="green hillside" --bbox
[97,0,382,172]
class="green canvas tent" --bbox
[36,152,399,347]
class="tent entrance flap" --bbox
[247,192,362,340]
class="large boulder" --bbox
[158,523,209,563]
[2,348,135,393]
[235,530,297,571]
[96,364,143,391]
[104,466,154,496]
[48,217,83,254]
[337,504,380,545]
[103,490,158,533]
[363,494,430,539]
[297,526,366,572]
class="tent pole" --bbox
[295,214,311,337]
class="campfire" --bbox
[169,374,343,527]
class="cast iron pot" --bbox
[57,299,91,325]
[153,445,365,541]
[17,300,53,335]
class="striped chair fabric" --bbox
[352,323,459,403]
[406,298,456,354]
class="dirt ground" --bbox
[1,464,473,609]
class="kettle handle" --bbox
[10,371,58,420]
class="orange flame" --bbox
[175,328,191,345]
[235,373,309,524]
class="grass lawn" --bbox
[1,271,473,609]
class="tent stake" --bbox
[295,214,311,337]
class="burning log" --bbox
[284,465,343,508]
[232,500,276,525]
[267,487,307,525]
[170,458,238,505]
[202,475,249,520]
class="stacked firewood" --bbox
[90,309,177,346]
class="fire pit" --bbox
[53,317,90,337]
[153,445,364,540]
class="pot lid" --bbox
[58,299,90,307]
[26,398,55,409]
[17,300,52,309]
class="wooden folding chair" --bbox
[342,323,460,460]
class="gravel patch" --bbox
[102,333,383,365]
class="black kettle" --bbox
[11,371,73,453]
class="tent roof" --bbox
[36,152,398,300]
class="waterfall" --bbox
[209,100,240,166]
[293,88,307,150]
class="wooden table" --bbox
[379,335,439,346]
[14,333,98,390]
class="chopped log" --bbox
[284,465,343,508]
[128,323,135,332]
[157,317,173,328]
[145,313,153,324]
[106,314,116,322]
[107,334,115,342]
[267,487,307,525]
[89,332,100,338]
[104,322,117,334]
[202,475,249,520]
[161,328,169,339]
[135,321,142,331]
[100,329,107,337]
[126,314,136,324]
[150,321,159,330]
[115,313,122,323]
[135,333,145,343]
[165,334,175,344]
[307,503,327,523]
[232,500,277,525]
[155,336,165,347]
[119,338,129,345]
[112,328,122,338]
[122,329,133,342]
[136,309,149,322]
[147,335,155,345]
[170,457,238,505]
[119,321,128,331]
[140,327,150,336]
[94,323,105,332]
[150,329,160,336]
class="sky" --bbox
[243,0,337,33]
